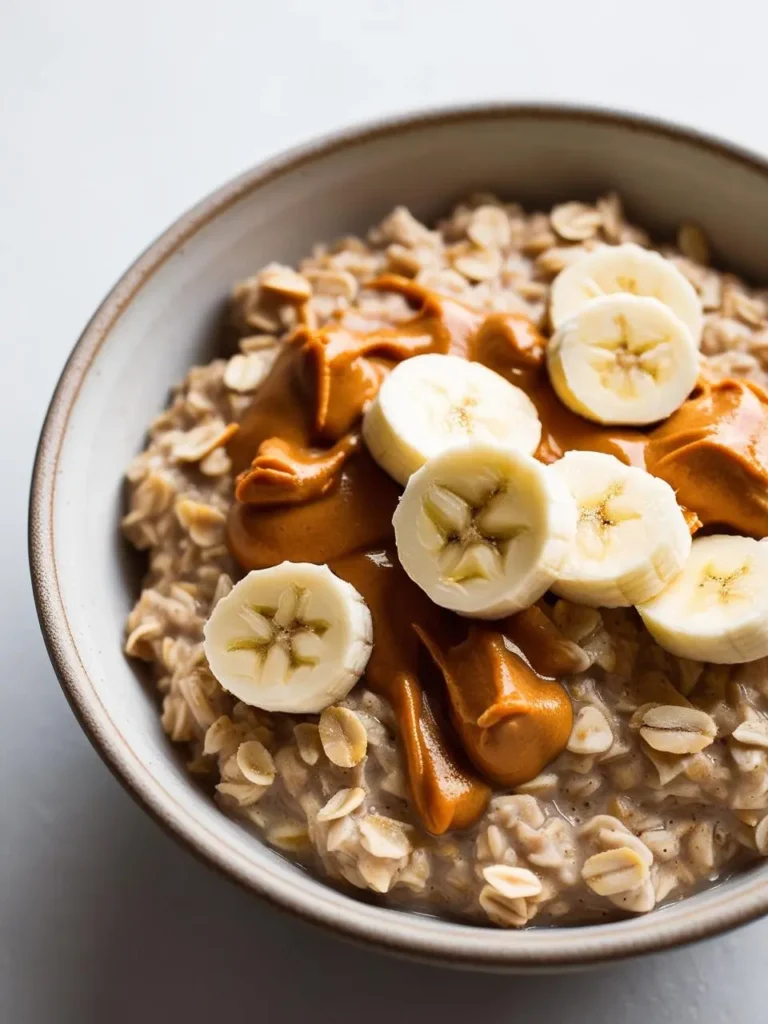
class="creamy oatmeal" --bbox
[123,193,768,928]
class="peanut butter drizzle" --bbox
[415,625,573,788]
[226,274,768,834]
[330,550,491,834]
[502,604,594,678]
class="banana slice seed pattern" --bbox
[228,584,331,678]
[693,562,751,611]
[445,393,480,434]
[424,483,528,584]
[587,313,673,398]
[576,482,641,560]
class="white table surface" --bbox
[3,0,767,1019]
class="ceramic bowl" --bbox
[30,104,768,970]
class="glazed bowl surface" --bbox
[30,104,768,970]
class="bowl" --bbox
[30,103,768,970]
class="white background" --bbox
[2,0,766,1020]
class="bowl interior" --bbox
[33,107,768,969]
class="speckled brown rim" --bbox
[28,102,768,970]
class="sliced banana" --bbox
[362,353,541,485]
[547,294,699,425]
[549,242,703,341]
[549,451,691,608]
[203,562,372,713]
[393,442,577,619]
[637,535,768,664]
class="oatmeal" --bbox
[123,193,768,927]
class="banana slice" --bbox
[549,451,691,608]
[637,535,768,664]
[203,562,372,713]
[393,443,577,618]
[549,242,703,341]
[362,353,541,485]
[547,294,699,425]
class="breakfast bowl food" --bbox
[30,105,768,969]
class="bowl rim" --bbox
[29,101,768,970]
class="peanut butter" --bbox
[330,550,491,833]
[645,378,768,537]
[228,448,399,567]
[226,275,768,834]
[416,624,573,787]
[501,604,593,677]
